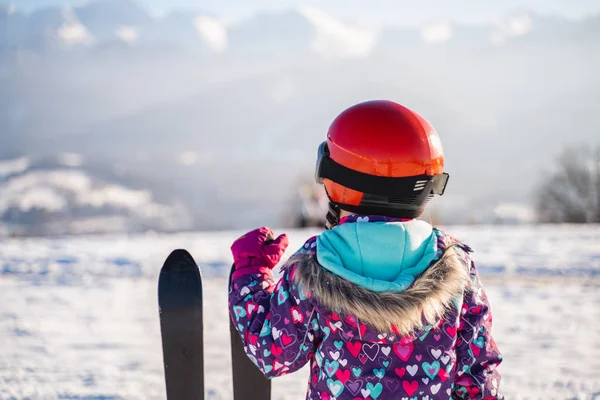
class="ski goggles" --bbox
[315,141,449,196]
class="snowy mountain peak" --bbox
[73,0,153,42]
[490,13,534,45]
[228,6,378,59]
[2,0,593,58]
[114,26,138,45]
[131,10,228,52]
[295,5,378,58]
[420,21,453,44]
[194,16,228,52]
[26,5,92,47]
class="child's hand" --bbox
[231,227,289,270]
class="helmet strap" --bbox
[325,202,340,230]
[322,187,340,229]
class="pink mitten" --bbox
[231,227,289,270]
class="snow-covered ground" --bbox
[1,225,599,399]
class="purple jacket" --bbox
[229,217,502,399]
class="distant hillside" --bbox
[1,1,599,233]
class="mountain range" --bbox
[1,0,599,235]
[4,0,599,57]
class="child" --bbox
[229,100,502,399]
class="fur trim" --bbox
[291,244,470,336]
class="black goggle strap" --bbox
[317,149,449,197]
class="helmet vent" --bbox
[387,195,420,204]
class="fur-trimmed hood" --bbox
[292,233,471,337]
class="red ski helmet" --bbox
[315,100,449,221]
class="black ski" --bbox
[158,249,204,400]
[228,265,271,400]
[230,319,272,400]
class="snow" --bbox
[492,203,536,224]
[24,5,92,47]
[0,170,166,216]
[115,26,139,44]
[72,0,153,42]
[178,151,200,166]
[0,158,30,179]
[57,19,92,46]
[16,186,67,213]
[490,13,534,45]
[421,22,453,44]
[194,16,228,53]
[177,151,216,166]
[0,226,599,398]
[57,152,84,168]
[0,162,193,237]
[296,5,378,58]
[0,167,189,236]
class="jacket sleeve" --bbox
[229,257,321,378]
[453,255,503,399]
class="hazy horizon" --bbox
[1,0,599,235]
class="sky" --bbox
[13,0,600,26]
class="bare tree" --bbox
[536,146,600,223]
